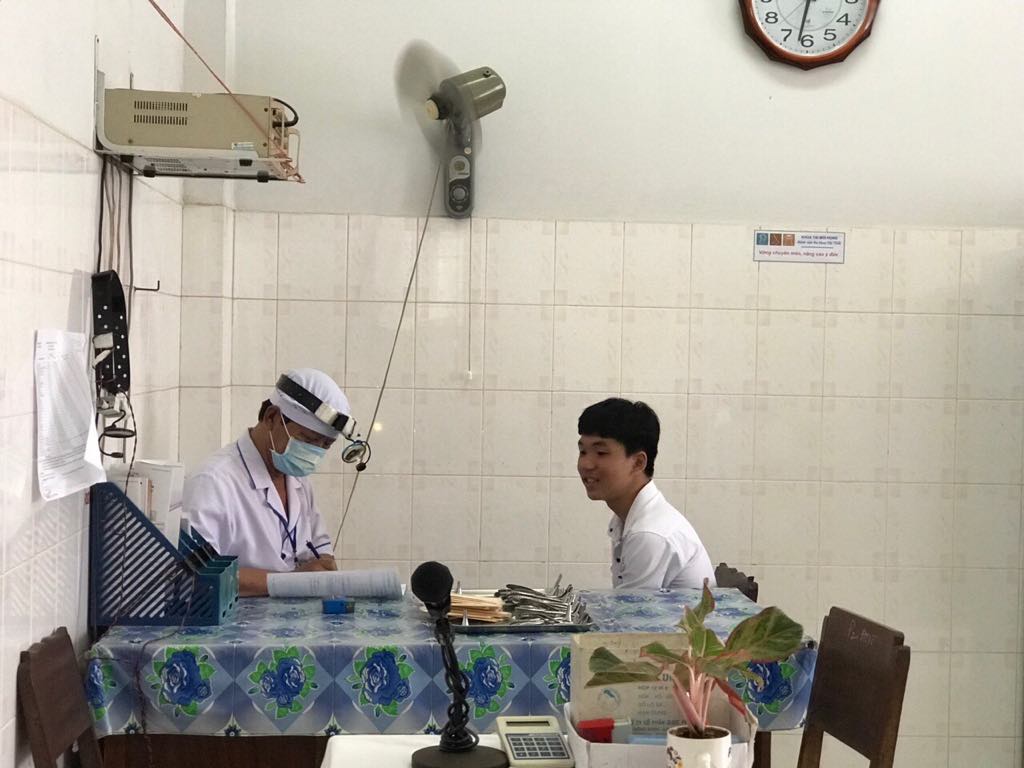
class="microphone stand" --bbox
[411,614,508,768]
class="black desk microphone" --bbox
[410,561,509,768]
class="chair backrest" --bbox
[17,626,103,768]
[797,607,911,768]
[713,562,758,602]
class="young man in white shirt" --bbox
[578,397,715,590]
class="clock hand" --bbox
[798,0,813,40]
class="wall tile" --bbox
[552,306,621,392]
[276,300,346,379]
[410,476,481,561]
[232,211,278,299]
[485,219,555,304]
[547,562,610,590]
[481,391,551,477]
[891,314,958,398]
[182,205,229,297]
[484,305,553,390]
[550,392,604,478]
[621,308,689,393]
[756,311,825,396]
[959,229,1024,315]
[690,224,758,309]
[949,738,1016,768]
[956,400,1024,485]
[480,477,549,562]
[900,651,950,736]
[754,396,822,481]
[751,481,820,565]
[339,386,415,476]
[893,229,961,314]
[888,399,956,483]
[622,222,690,308]
[231,299,277,385]
[885,567,952,651]
[554,221,623,305]
[415,303,483,390]
[178,387,229,471]
[338,474,411,560]
[758,262,825,311]
[958,315,1024,399]
[345,301,415,389]
[180,297,227,387]
[951,568,1019,653]
[821,397,889,482]
[817,567,886,632]
[949,653,1017,737]
[686,395,755,479]
[415,216,475,303]
[685,480,753,565]
[548,478,612,564]
[477,562,548,590]
[688,309,756,394]
[621,393,687,479]
[819,483,887,567]
[346,215,417,301]
[823,313,891,397]
[412,389,482,475]
[953,485,1021,569]
[886,484,954,568]
[278,213,347,300]
[825,228,893,312]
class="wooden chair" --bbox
[17,626,103,768]
[796,607,911,768]
[713,562,759,601]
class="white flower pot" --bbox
[665,724,731,768]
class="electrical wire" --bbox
[96,158,107,272]
[127,169,135,329]
[272,98,299,128]
[333,162,443,549]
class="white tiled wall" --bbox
[180,210,1024,766]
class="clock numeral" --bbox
[781,28,793,41]
[765,11,779,23]
[800,34,814,47]
[823,28,837,41]
[837,13,852,24]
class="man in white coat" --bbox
[577,397,715,590]
[184,368,357,596]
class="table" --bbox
[319,734,503,768]
[86,588,815,739]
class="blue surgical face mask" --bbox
[270,417,327,477]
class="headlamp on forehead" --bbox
[275,374,357,440]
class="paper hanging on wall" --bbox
[753,230,845,264]
[34,329,106,500]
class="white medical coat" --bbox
[608,481,715,590]
[182,431,334,572]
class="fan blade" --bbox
[394,40,459,156]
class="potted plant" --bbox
[584,581,803,767]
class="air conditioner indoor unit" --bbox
[94,72,301,182]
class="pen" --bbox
[306,540,322,560]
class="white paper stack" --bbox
[267,567,403,599]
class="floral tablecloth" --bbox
[86,588,815,737]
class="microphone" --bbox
[411,561,454,619]
[410,561,508,768]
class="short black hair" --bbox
[258,399,272,421]
[578,398,660,477]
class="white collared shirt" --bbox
[607,481,715,590]
[182,431,334,572]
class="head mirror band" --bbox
[275,374,356,438]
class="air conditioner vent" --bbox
[133,114,188,126]
[147,157,190,174]
[134,99,188,112]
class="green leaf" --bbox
[285,645,299,658]
[724,607,803,664]
[640,642,686,666]
[354,661,365,675]
[153,661,165,675]
[688,626,725,659]
[780,662,795,679]
[95,706,107,720]
[183,701,198,717]
[383,700,399,717]
[588,646,625,673]
[248,671,262,684]
[499,664,512,677]
[303,665,316,679]
[255,661,268,675]
[548,660,560,675]
[692,582,716,623]
[482,646,496,659]
[469,649,481,663]
[272,650,285,664]
[199,654,208,663]
[199,663,215,679]
[276,706,289,719]
[498,682,508,697]
[474,706,486,719]
[290,700,303,713]
[265,702,276,713]
[584,659,662,688]
[247,687,257,695]
[487,699,500,713]
[359,691,370,706]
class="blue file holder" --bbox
[88,482,238,636]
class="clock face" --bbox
[746,0,878,66]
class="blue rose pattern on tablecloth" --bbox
[731,660,795,716]
[543,647,572,705]
[346,646,414,718]
[84,659,118,720]
[145,647,214,717]
[462,644,514,717]
[247,646,319,719]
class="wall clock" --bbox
[739,0,881,70]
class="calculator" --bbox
[495,716,574,767]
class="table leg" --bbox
[753,731,771,768]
